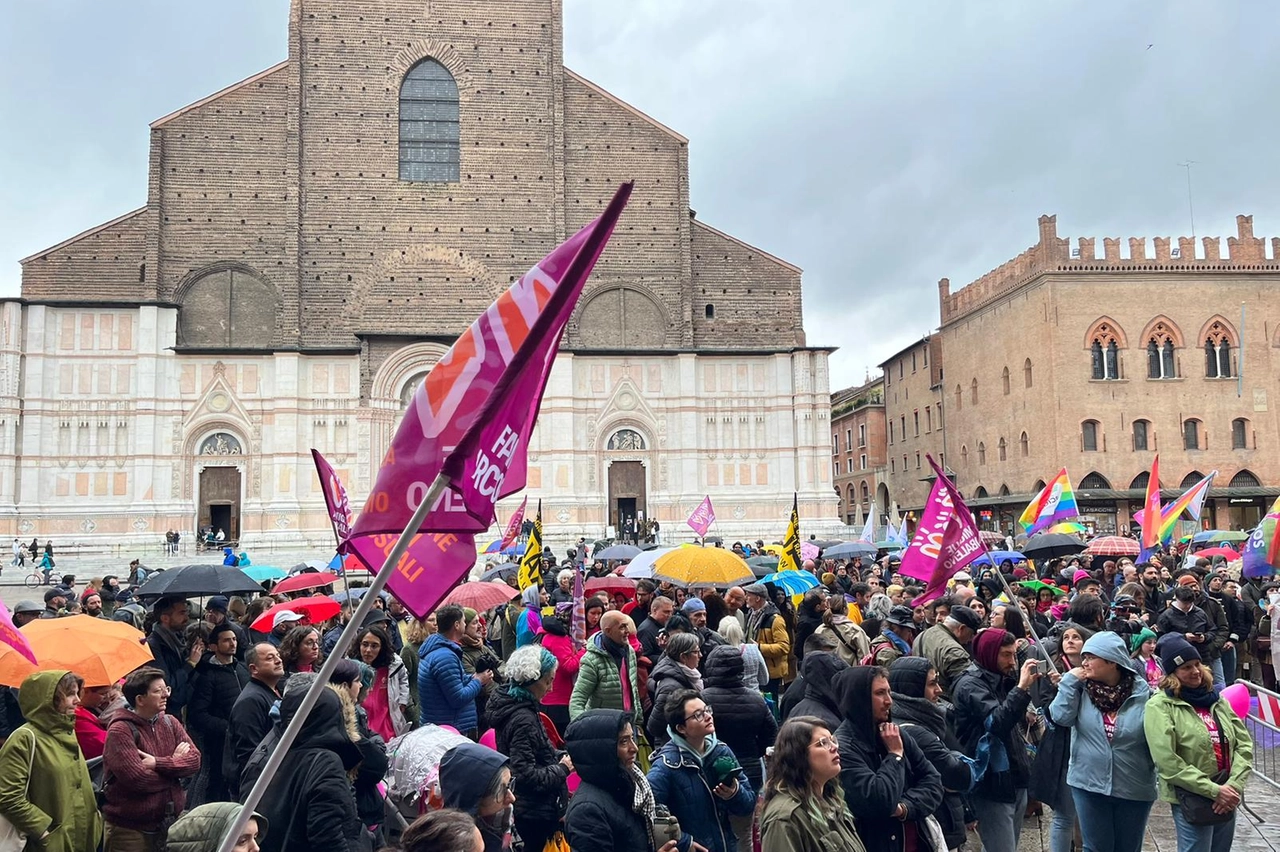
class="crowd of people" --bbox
[0,542,1273,852]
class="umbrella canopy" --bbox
[1193,530,1249,544]
[979,530,1006,546]
[762,544,785,557]
[1083,536,1141,557]
[1046,522,1088,535]
[332,587,375,605]
[970,550,1026,568]
[1018,579,1066,597]
[1021,533,1087,560]
[812,539,843,550]
[746,555,779,578]
[652,546,754,588]
[483,539,527,556]
[622,546,677,579]
[594,544,642,562]
[759,570,820,595]
[272,571,340,595]
[585,576,637,597]
[1196,546,1240,561]
[480,562,519,583]
[441,581,519,612]
[135,564,265,600]
[874,540,904,551]
[822,542,878,560]
[0,615,153,687]
[288,558,333,574]
[242,565,288,583]
[250,595,342,632]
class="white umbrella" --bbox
[622,546,678,579]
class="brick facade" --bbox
[830,378,886,526]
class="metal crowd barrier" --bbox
[1234,679,1280,792]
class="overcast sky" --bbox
[2,1,1275,388]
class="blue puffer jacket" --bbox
[1048,632,1157,802]
[418,633,484,732]
[647,736,756,852]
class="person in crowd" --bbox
[569,610,643,730]
[203,596,249,661]
[439,742,516,852]
[515,586,544,649]
[563,709,676,852]
[82,590,107,618]
[256,683,364,852]
[835,665,943,852]
[680,598,726,661]
[398,808,485,852]
[165,802,268,852]
[41,586,66,618]
[1157,581,1219,668]
[793,590,828,663]
[701,643,777,831]
[1131,627,1163,690]
[786,650,848,731]
[1144,636,1252,852]
[887,657,974,851]
[646,633,703,748]
[142,596,201,720]
[419,603,494,738]
[624,579,658,628]
[867,604,918,667]
[264,609,304,648]
[647,689,756,852]
[226,643,285,799]
[954,629,1042,852]
[1219,578,1252,683]
[188,622,250,805]
[760,715,866,852]
[353,624,410,740]
[102,667,201,851]
[0,670,103,852]
[913,604,981,698]
[400,613,436,728]
[1173,574,1231,688]
[637,595,677,664]
[279,625,322,683]
[744,582,791,702]
[722,585,748,631]
[326,660,391,844]
[715,616,769,692]
[487,645,571,852]
[74,679,113,759]
[11,598,42,628]
[550,569,575,606]
[539,606,584,735]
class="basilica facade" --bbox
[4,0,839,550]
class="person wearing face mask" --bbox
[0,670,103,852]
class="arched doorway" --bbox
[606,429,648,543]
[197,432,243,543]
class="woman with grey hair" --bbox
[717,616,769,692]
[646,633,704,748]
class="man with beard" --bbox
[144,596,202,719]
[81,591,107,619]
[98,575,121,617]
[1140,563,1168,621]
[203,595,249,661]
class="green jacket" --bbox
[0,670,103,852]
[568,633,642,727]
[912,624,971,698]
[1143,689,1252,804]
[760,788,867,852]
[167,802,269,852]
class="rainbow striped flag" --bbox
[1135,471,1216,545]
[1019,469,1079,535]
[1242,495,1280,579]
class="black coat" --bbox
[1221,594,1254,644]
[952,663,1032,803]
[224,677,280,797]
[563,709,655,852]
[891,693,971,850]
[636,617,665,664]
[786,652,847,732]
[188,655,250,786]
[794,611,824,663]
[146,627,194,719]
[835,668,944,852]
[700,646,777,794]
[487,688,569,823]
[645,656,696,748]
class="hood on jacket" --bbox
[485,686,537,733]
[278,686,362,769]
[801,651,848,710]
[1081,631,1141,675]
[649,655,693,688]
[19,669,77,741]
[835,665,882,747]
[564,709,632,795]
[419,631,461,660]
[702,644,745,689]
[886,656,934,699]
[166,802,269,852]
[440,741,510,816]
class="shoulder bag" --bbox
[0,728,37,852]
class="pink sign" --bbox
[311,449,353,554]
[0,600,37,665]
[499,497,528,551]
[687,496,715,538]
[899,455,985,605]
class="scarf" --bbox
[601,632,627,662]
[1084,672,1134,714]
[678,661,704,693]
[479,805,514,851]
[150,622,186,657]
[746,602,778,642]
[627,761,657,822]
[459,634,483,650]
[889,693,949,741]
[1171,683,1220,709]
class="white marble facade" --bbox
[0,301,842,549]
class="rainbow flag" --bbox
[1019,469,1078,535]
[1140,456,1162,556]
[1242,495,1280,578]
[1135,471,1216,545]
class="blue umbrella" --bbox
[759,570,820,595]
[333,587,384,605]
[242,565,287,583]
[823,542,878,559]
[969,550,1025,568]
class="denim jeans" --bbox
[1209,658,1226,690]
[1170,804,1236,852]
[972,789,1029,852]
[1220,646,1238,684]
[1050,785,1079,852]
[1070,788,1153,852]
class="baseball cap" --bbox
[44,587,66,604]
[949,605,983,631]
[681,598,707,613]
[273,610,306,630]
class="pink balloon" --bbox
[1221,683,1250,719]
[479,728,498,750]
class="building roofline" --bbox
[876,334,934,368]
[563,68,688,144]
[692,219,803,274]
[150,60,289,129]
[19,207,147,264]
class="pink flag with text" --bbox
[899,455,985,605]
[348,184,632,618]
[687,496,715,538]
[499,497,528,551]
[0,600,37,665]
[311,450,354,554]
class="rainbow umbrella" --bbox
[1046,522,1087,535]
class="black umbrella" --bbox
[480,562,519,583]
[1020,533,1087,561]
[135,564,265,599]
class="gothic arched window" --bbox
[399,58,460,182]
[1204,321,1233,378]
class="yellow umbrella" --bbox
[652,546,754,588]
[763,544,785,557]
[0,615,153,687]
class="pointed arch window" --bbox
[1024,358,1033,388]
[998,437,1007,461]
[1019,431,1029,457]
[970,378,979,406]
[974,486,989,499]
[961,445,969,465]
[1079,472,1111,490]
[1204,321,1233,378]
[399,58,460,182]
[1089,321,1122,380]
[977,442,986,465]
[954,384,962,410]
[1147,323,1178,379]
[1002,367,1011,396]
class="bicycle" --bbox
[24,569,54,589]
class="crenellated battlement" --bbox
[939,214,1280,325]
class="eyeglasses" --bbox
[811,736,838,751]
[684,705,714,723]
[492,782,514,801]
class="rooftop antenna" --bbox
[1178,161,1197,239]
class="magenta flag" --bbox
[0,600,37,665]
[899,455,985,605]
[570,563,586,652]
[311,449,354,554]
[687,496,715,538]
[499,497,528,551]
[348,184,632,618]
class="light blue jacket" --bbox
[1048,632,1157,802]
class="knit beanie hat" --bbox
[821,573,837,585]
[463,607,479,623]
[506,644,557,686]
[1129,627,1157,655]
[972,628,1012,673]
[1157,633,1201,673]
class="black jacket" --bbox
[224,677,280,797]
[564,710,655,852]
[890,689,971,850]
[146,625,194,719]
[487,688,569,823]
[1157,603,1222,660]
[188,654,250,774]
[256,689,363,852]
[700,646,777,794]
[636,617,665,664]
[953,663,1032,803]
[645,655,696,748]
[793,610,824,663]
[786,652,847,732]
[835,667,944,852]
[1219,594,1254,644]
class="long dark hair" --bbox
[352,625,395,669]
[764,716,844,807]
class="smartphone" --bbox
[1036,660,1049,674]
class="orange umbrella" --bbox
[0,615,153,687]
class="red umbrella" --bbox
[251,595,341,632]
[1083,536,1141,557]
[1196,546,1240,561]
[585,576,637,597]
[272,572,339,595]
[979,530,1006,546]
[441,581,519,612]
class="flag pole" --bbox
[975,536,1059,677]
[216,471,454,852]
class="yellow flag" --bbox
[779,493,801,573]
[517,501,543,590]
